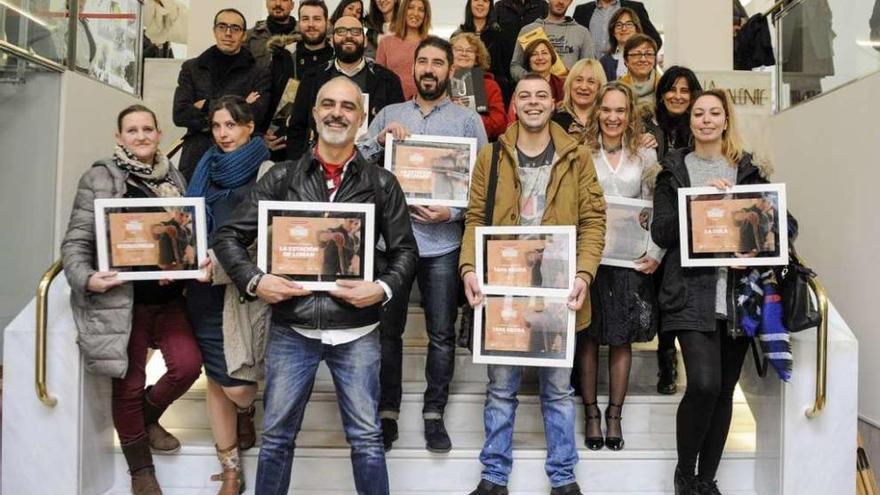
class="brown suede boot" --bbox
[211,444,244,495]
[236,403,256,451]
[143,387,181,454]
[121,436,163,495]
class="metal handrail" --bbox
[0,39,67,73]
[805,275,829,419]
[35,259,63,407]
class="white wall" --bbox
[769,71,880,424]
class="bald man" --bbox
[213,76,418,495]
[286,15,404,160]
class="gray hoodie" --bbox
[510,17,596,81]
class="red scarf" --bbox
[315,147,355,195]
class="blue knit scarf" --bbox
[185,137,269,231]
[737,269,793,381]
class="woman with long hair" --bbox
[599,7,643,82]
[651,89,793,495]
[450,32,507,140]
[331,0,364,25]
[364,0,398,59]
[61,104,204,495]
[375,0,431,100]
[185,95,274,494]
[577,82,662,452]
[553,58,607,139]
[620,33,661,113]
[454,0,511,104]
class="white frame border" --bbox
[383,133,477,208]
[472,295,576,368]
[475,225,576,297]
[257,201,375,291]
[678,183,789,267]
[601,196,654,269]
[94,197,208,281]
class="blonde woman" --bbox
[577,81,661,452]
[450,32,507,140]
[651,89,795,495]
[375,0,431,99]
[552,58,607,138]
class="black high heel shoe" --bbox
[583,402,604,450]
[604,402,625,451]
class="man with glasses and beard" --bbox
[213,76,418,495]
[246,0,298,67]
[361,36,488,454]
[286,15,405,160]
[262,0,335,158]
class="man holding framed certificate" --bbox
[361,36,489,453]
[212,77,418,495]
[459,73,607,495]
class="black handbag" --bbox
[779,250,821,332]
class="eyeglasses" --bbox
[613,21,636,30]
[333,27,364,37]
[452,47,477,55]
[214,23,244,34]
[627,51,656,60]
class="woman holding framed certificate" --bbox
[651,89,795,495]
[185,95,273,493]
[576,81,662,452]
[61,105,204,494]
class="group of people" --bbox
[60,1,794,495]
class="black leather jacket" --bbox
[212,152,419,330]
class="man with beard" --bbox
[262,0,335,159]
[286,15,405,160]
[361,36,488,454]
[460,73,606,495]
[246,0,298,67]
[172,8,271,180]
[212,76,418,495]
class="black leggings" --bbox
[675,321,750,481]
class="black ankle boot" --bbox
[549,481,582,495]
[468,479,508,495]
[674,467,698,495]
[694,478,722,495]
[604,402,624,451]
[583,402,604,450]
[657,347,678,395]
[381,418,398,452]
[424,418,452,453]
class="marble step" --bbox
[108,428,757,493]
[107,489,758,495]
[161,380,755,435]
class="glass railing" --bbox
[775,0,880,111]
[0,0,144,95]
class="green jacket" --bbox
[460,122,607,330]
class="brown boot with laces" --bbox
[212,443,245,495]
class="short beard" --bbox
[416,76,449,101]
[301,31,327,47]
[335,44,365,64]
[317,118,355,146]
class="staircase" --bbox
[103,306,758,495]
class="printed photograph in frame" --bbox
[678,183,789,267]
[257,201,375,291]
[601,196,653,269]
[384,134,477,208]
[473,295,575,368]
[94,197,208,281]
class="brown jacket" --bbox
[460,122,607,330]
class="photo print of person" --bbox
[484,234,570,289]
[385,135,477,207]
[689,192,779,255]
[107,207,197,271]
[481,295,568,359]
[269,214,366,281]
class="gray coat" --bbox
[60,158,186,378]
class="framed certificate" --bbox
[601,196,653,268]
[94,197,208,281]
[678,183,789,267]
[257,201,375,290]
[384,134,477,208]
[473,295,575,368]
[357,93,369,141]
[473,226,576,367]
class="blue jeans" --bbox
[256,324,388,495]
[379,248,460,417]
[480,365,579,487]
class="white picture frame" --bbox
[384,134,477,208]
[678,183,789,267]
[472,295,576,368]
[94,197,208,281]
[356,93,369,141]
[601,196,654,269]
[257,201,375,291]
